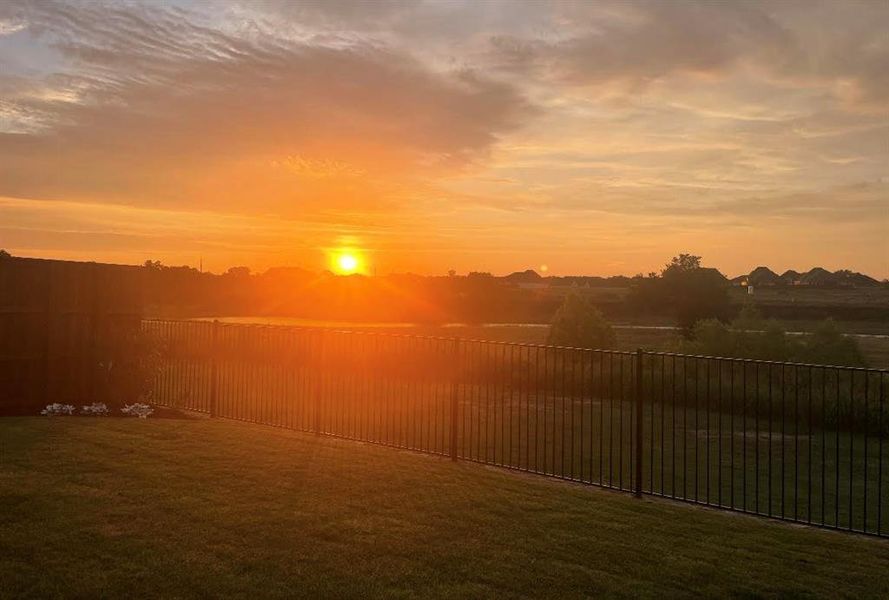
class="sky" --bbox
[0,0,887,277]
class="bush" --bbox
[797,319,866,367]
[548,291,616,349]
[94,328,164,410]
[681,306,866,367]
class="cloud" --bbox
[245,0,411,30]
[0,1,533,214]
[0,18,26,36]
[710,181,889,222]
[496,2,791,82]
[487,0,888,112]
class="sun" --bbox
[334,252,361,274]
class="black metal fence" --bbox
[144,319,888,537]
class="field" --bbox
[2,417,888,598]
[730,286,889,308]
[210,317,889,368]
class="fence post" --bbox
[450,338,460,461]
[209,320,219,418]
[634,348,644,498]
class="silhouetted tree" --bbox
[548,290,615,349]
[629,253,730,335]
[224,266,251,278]
[666,253,702,271]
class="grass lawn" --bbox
[2,417,888,598]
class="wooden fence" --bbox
[0,256,143,414]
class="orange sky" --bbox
[1,1,887,277]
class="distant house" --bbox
[699,267,729,282]
[747,266,782,286]
[799,267,836,286]
[780,270,802,285]
[731,266,880,288]
[504,269,548,290]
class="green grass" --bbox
[2,418,888,598]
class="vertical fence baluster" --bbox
[781,365,786,519]
[807,366,812,524]
[600,352,605,486]
[450,338,460,461]
[209,320,219,418]
[849,371,855,531]
[717,360,722,507]
[768,364,773,517]
[794,366,799,522]
[314,331,323,436]
[650,353,655,493]
[863,370,869,533]
[878,372,884,536]
[635,349,643,497]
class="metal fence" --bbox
[144,319,888,537]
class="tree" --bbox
[224,266,251,278]
[665,253,701,272]
[629,253,730,335]
[548,290,616,349]
[0,249,10,260]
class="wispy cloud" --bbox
[0,1,532,214]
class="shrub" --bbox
[681,306,866,367]
[94,328,165,410]
[797,319,865,367]
[548,290,616,349]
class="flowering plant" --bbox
[41,403,76,416]
[121,403,154,419]
[80,402,109,416]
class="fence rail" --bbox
[144,319,888,537]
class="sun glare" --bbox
[334,252,361,274]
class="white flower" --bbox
[41,403,76,416]
[121,403,153,419]
[80,403,109,416]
